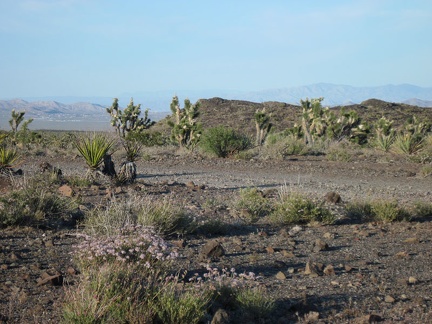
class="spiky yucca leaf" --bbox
[392,133,424,155]
[74,134,115,170]
[0,147,20,171]
[122,139,142,162]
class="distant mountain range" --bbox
[1,83,431,130]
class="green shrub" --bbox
[84,195,194,237]
[231,188,272,224]
[235,287,275,320]
[200,126,252,158]
[346,201,373,222]
[0,176,75,227]
[151,281,213,324]
[346,200,411,223]
[262,133,306,159]
[127,130,167,147]
[413,201,432,218]
[137,197,194,236]
[63,262,157,323]
[370,200,411,222]
[270,191,335,225]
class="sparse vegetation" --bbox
[231,187,272,224]
[167,96,202,150]
[200,126,252,158]
[74,133,115,178]
[270,188,335,225]
[106,98,155,138]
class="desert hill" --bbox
[154,97,432,137]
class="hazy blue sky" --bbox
[0,0,431,98]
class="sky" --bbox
[0,0,431,99]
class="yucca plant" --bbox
[0,146,20,173]
[117,139,142,184]
[392,133,424,155]
[74,134,115,177]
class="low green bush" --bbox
[231,188,272,224]
[270,191,335,225]
[200,126,252,158]
[346,200,411,222]
[0,176,76,227]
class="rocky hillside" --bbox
[154,97,432,137]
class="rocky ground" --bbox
[1,151,432,323]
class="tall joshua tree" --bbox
[254,108,272,146]
[106,98,154,138]
[167,96,202,150]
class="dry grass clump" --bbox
[269,185,335,225]
[346,200,411,223]
[0,174,78,227]
[231,187,272,224]
[83,194,194,237]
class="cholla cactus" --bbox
[167,96,202,149]
[254,108,272,146]
[106,98,154,138]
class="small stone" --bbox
[201,240,225,260]
[266,246,275,254]
[37,272,63,286]
[288,267,295,274]
[404,237,420,244]
[323,264,335,276]
[186,181,196,189]
[304,261,322,277]
[10,252,22,261]
[44,238,54,247]
[408,276,418,284]
[313,239,329,252]
[211,308,230,324]
[172,239,186,248]
[1,264,8,270]
[353,314,382,323]
[303,311,319,322]
[58,184,74,197]
[275,271,286,280]
[325,191,341,204]
[232,237,242,246]
[344,265,354,272]
[288,225,302,236]
[395,251,409,258]
[323,232,335,239]
[384,295,395,303]
[282,250,295,258]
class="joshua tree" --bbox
[254,108,272,146]
[9,109,33,144]
[300,98,325,145]
[167,96,202,150]
[106,98,155,138]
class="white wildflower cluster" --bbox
[188,266,260,288]
[74,225,179,266]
